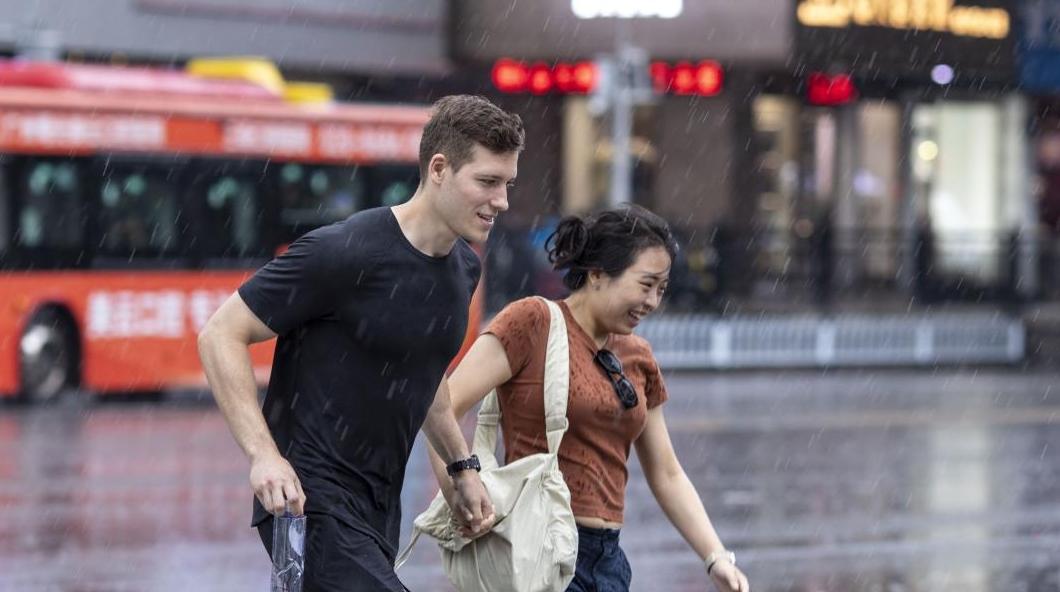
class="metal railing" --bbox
[636,313,1024,369]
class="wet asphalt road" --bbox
[2,368,1060,591]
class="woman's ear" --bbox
[587,269,605,290]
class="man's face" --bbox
[435,144,518,243]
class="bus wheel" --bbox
[19,309,79,404]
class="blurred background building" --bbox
[2,0,1059,402]
[3,6,1060,592]
[452,0,1027,313]
[0,0,449,99]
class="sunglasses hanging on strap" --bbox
[593,349,638,410]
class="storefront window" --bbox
[914,101,1011,284]
[561,97,657,213]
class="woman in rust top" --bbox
[432,205,749,592]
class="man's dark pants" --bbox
[258,513,410,592]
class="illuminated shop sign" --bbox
[490,58,723,97]
[796,0,1014,82]
[797,0,1010,39]
[571,0,682,19]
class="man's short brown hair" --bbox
[418,95,525,182]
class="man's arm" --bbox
[423,334,514,536]
[422,378,494,536]
[197,292,305,516]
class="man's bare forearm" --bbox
[423,379,494,533]
[422,380,473,495]
[423,382,471,464]
[198,329,279,462]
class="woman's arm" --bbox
[635,407,750,592]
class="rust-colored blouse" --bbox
[484,297,668,523]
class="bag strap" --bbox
[472,297,570,463]
[396,299,572,571]
[539,299,571,454]
[394,529,421,570]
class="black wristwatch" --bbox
[446,454,481,477]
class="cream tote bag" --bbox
[396,298,578,592]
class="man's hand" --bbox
[709,560,749,592]
[449,471,495,538]
[250,451,306,516]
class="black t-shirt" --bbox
[238,206,480,560]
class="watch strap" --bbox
[446,454,481,476]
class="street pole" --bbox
[609,62,633,207]
[589,20,653,208]
[608,17,633,208]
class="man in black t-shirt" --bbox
[198,96,524,591]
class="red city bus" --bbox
[0,59,481,402]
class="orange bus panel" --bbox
[1,272,274,395]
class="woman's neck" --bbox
[564,291,609,349]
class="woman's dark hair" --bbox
[545,205,679,291]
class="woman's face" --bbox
[589,246,671,335]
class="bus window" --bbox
[195,169,265,261]
[380,179,415,207]
[277,163,365,235]
[372,165,418,207]
[17,160,84,249]
[0,162,10,251]
[98,166,182,257]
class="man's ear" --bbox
[429,153,448,185]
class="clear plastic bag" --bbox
[271,512,306,592]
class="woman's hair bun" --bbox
[543,205,677,293]
[546,215,590,270]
